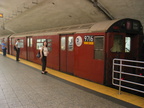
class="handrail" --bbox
[114,70,144,78]
[112,58,144,94]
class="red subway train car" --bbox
[5,18,144,85]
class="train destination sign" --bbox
[84,35,94,45]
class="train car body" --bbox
[7,18,143,85]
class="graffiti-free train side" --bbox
[0,18,143,86]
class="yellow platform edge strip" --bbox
[0,52,144,107]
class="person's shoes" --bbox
[41,71,45,74]
[16,60,20,61]
[41,71,47,74]
[44,71,48,74]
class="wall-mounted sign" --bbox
[75,36,82,47]
[84,35,94,45]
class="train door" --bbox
[60,35,74,74]
[27,37,33,61]
[94,36,104,60]
[8,38,11,54]
[7,37,10,54]
[109,34,139,59]
[105,33,141,85]
[11,38,16,55]
[94,36,105,83]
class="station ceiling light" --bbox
[0,13,3,18]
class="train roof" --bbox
[10,18,143,37]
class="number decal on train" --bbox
[84,36,94,45]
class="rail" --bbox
[112,58,144,94]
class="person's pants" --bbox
[2,48,6,56]
[16,48,20,61]
[41,56,47,71]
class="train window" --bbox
[36,43,43,49]
[0,40,1,44]
[30,38,32,47]
[27,38,32,47]
[94,36,104,60]
[36,39,52,50]
[68,36,74,51]
[111,35,123,52]
[36,39,44,49]
[9,39,11,45]
[47,39,52,52]
[47,39,52,42]
[125,37,131,52]
[27,38,29,47]
[12,39,15,45]
[48,43,52,46]
[42,39,46,42]
[20,39,24,48]
[48,47,52,51]
[61,37,66,50]
[37,39,40,42]
[37,39,46,42]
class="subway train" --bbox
[0,18,143,86]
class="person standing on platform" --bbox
[15,39,21,61]
[1,40,7,56]
[40,41,49,74]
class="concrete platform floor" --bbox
[0,55,141,108]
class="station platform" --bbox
[0,53,143,108]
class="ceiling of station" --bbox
[100,0,144,24]
[0,0,143,36]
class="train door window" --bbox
[30,38,32,47]
[27,38,29,47]
[68,36,74,51]
[27,38,32,47]
[20,39,24,48]
[61,37,66,50]
[9,39,11,45]
[125,37,131,52]
[111,35,123,52]
[36,39,46,49]
[12,39,15,45]
[94,36,104,60]
[47,39,52,51]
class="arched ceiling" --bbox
[100,0,144,25]
[0,0,143,36]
